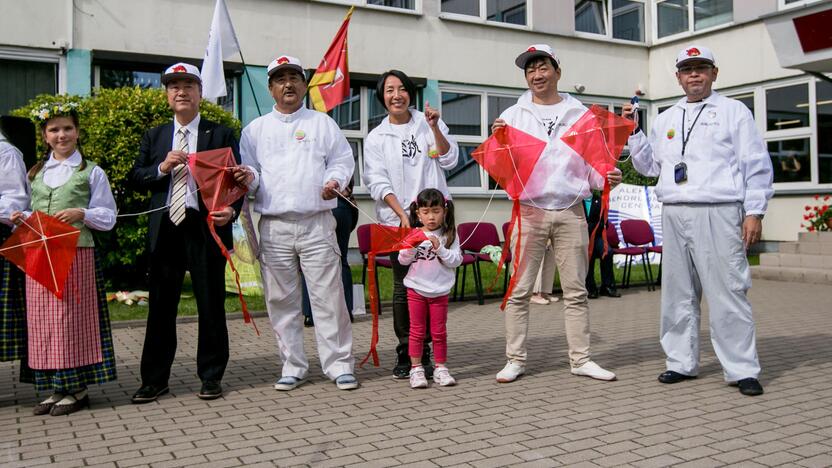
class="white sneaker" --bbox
[571,361,616,381]
[496,361,525,383]
[410,366,428,389]
[433,367,456,387]
[544,294,560,303]
[530,294,550,305]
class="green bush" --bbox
[619,150,657,186]
[12,88,241,288]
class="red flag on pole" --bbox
[308,7,354,113]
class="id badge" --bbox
[674,162,687,184]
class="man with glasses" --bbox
[622,45,773,396]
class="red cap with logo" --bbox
[675,45,716,68]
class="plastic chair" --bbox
[455,222,496,305]
[648,244,662,286]
[356,224,393,313]
[617,219,656,291]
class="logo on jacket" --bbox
[686,47,701,57]
[666,128,676,139]
[295,130,306,141]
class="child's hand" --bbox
[10,211,25,226]
[428,235,440,250]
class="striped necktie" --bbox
[169,128,189,225]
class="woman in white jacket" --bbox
[362,70,459,379]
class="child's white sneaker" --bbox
[409,366,428,389]
[433,366,456,386]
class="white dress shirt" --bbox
[33,150,117,231]
[0,139,29,227]
[157,114,201,210]
[627,91,773,215]
[241,106,355,219]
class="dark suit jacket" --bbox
[129,118,243,254]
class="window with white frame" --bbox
[0,57,57,115]
[367,0,416,10]
[440,0,527,26]
[655,0,732,40]
[320,0,419,11]
[779,0,824,9]
[574,0,645,43]
[94,61,239,116]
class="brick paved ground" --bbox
[2,279,831,467]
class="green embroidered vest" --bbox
[31,160,97,247]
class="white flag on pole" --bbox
[201,0,241,100]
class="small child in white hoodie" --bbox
[399,188,463,388]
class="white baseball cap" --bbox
[515,44,560,69]
[267,55,305,77]
[675,45,716,68]
[161,62,201,85]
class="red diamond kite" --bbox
[361,225,427,367]
[471,125,547,310]
[188,147,258,334]
[561,104,635,256]
[0,211,80,299]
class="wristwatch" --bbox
[751,214,764,220]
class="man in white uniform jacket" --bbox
[622,45,773,396]
[235,55,358,391]
[492,44,621,384]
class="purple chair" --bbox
[618,219,656,291]
[455,222,496,305]
[357,224,393,313]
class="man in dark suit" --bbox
[129,63,243,402]
[584,191,620,299]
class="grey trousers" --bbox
[660,203,761,382]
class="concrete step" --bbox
[779,240,832,255]
[798,231,832,244]
[751,265,832,285]
[759,252,832,269]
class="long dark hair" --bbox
[28,111,84,181]
[375,70,417,111]
[408,188,456,248]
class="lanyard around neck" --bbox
[681,103,707,160]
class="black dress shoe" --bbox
[304,315,314,327]
[658,370,697,384]
[198,381,223,400]
[50,394,90,416]
[587,289,599,299]
[737,378,764,396]
[600,287,621,298]
[33,401,57,415]
[132,385,169,404]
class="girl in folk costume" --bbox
[398,188,462,388]
[0,126,30,370]
[11,103,117,416]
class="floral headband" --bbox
[31,102,80,122]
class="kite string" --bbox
[115,186,204,218]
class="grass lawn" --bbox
[108,256,679,321]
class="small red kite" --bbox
[361,225,427,367]
[0,211,80,299]
[561,105,635,256]
[188,147,258,334]
[471,125,547,310]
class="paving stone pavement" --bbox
[2,279,831,467]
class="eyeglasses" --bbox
[678,64,714,75]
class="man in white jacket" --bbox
[234,55,358,391]
[493,44,620,383]
[621,45,773,396]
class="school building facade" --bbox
[1,0,830,243]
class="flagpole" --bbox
[238,51,263,117]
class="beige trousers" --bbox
[504,203,591,367]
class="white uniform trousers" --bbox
[259,211,354,380]
[661,203,761,382]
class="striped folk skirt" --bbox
[0,227,27,362]
[20,248,116,393]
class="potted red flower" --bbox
[802,195,832,232]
